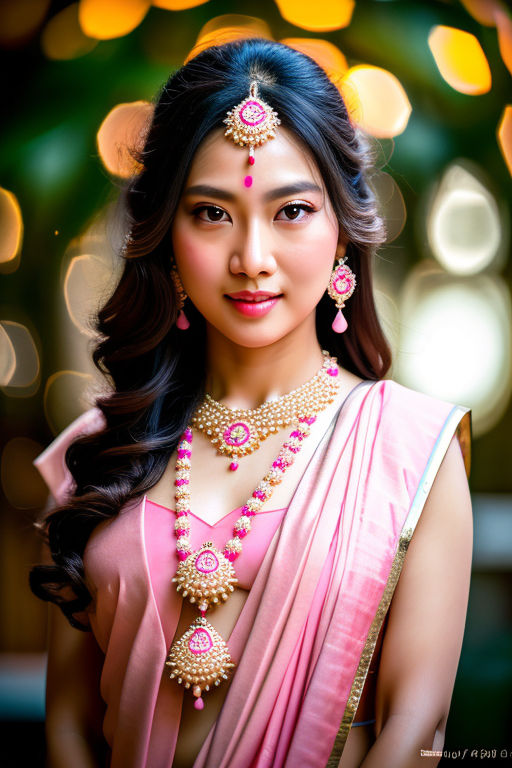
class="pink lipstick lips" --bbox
[225,290,282,318]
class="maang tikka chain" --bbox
[223,80,281,188]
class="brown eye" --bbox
[277,204,314,221]
[194,206,228,222]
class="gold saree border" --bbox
[326,404,471,767]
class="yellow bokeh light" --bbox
[43,371,95,436]
[0,321,40,393]
[274,0,355,32]
[0,0,50,46]
[0,325,16,386]
[97,101,153,177]
[78,0,150,40]
[428,25,492,95]
[185,15,272,64]
[495,7,512,77]
[0,187,23,267]
[63,253,119,336]
[280,38,348,84]
[41,3,98,60]
[152,0,209,8]
[497,105,512,176]
[341,66,412,138]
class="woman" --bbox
[30,38,472,768]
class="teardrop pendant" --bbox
[332,309,348,333]
[165,617,235,706]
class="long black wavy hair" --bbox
[30,37,391,629]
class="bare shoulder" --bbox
[374,434,473,737]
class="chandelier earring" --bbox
[171,267,190,330]
[327,254,357,334]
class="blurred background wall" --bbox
[0,0,511,765]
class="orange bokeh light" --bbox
[280,38,348,84]
[341,66,412,139]
[428,25,492,95]
[185,15,272,64]
[0,187,23,266]
[97,101,153,177]
[497,105,512,176]
[274,0,354,32]
[495,7,512,77]
[41,2,98,60]
[458,0,501,27]
[78,0,150,40]
[152,0,209,8]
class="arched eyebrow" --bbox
[183,182,322,203]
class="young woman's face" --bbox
[171,125,344,349]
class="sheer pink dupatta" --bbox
[193,379,470,768]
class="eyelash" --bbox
[192,202,315,224]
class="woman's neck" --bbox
[204,322,326,410]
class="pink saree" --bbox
[33,379,471,767]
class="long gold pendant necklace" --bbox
[164,354,340,710]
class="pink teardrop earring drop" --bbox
[171,267,190,331]
[327,256,357,333]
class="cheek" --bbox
[172,222,219,292]
[284,227,336,290]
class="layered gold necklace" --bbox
[164,352,341,709]
[191,350,340,470]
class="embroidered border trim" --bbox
[326,404,471,767]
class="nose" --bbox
[229,219,277,278]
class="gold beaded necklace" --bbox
[164,357,341,710]
[191,350,340,470]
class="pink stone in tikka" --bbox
[229,462,239,471]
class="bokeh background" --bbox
[1,0,511,765]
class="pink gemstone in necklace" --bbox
[229,461,239,471]
[195,549,219,574]
[189,628,213,654]
[224,422,251,447]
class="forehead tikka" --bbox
[223,80,281,189]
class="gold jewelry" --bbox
[327,256,356,334]
[223,80,281,188]
[191,351,340,470]
[171,266,190,330]
[165,360,340,710]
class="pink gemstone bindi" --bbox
[244,175,253,187]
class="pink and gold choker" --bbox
[191,351,340,471]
